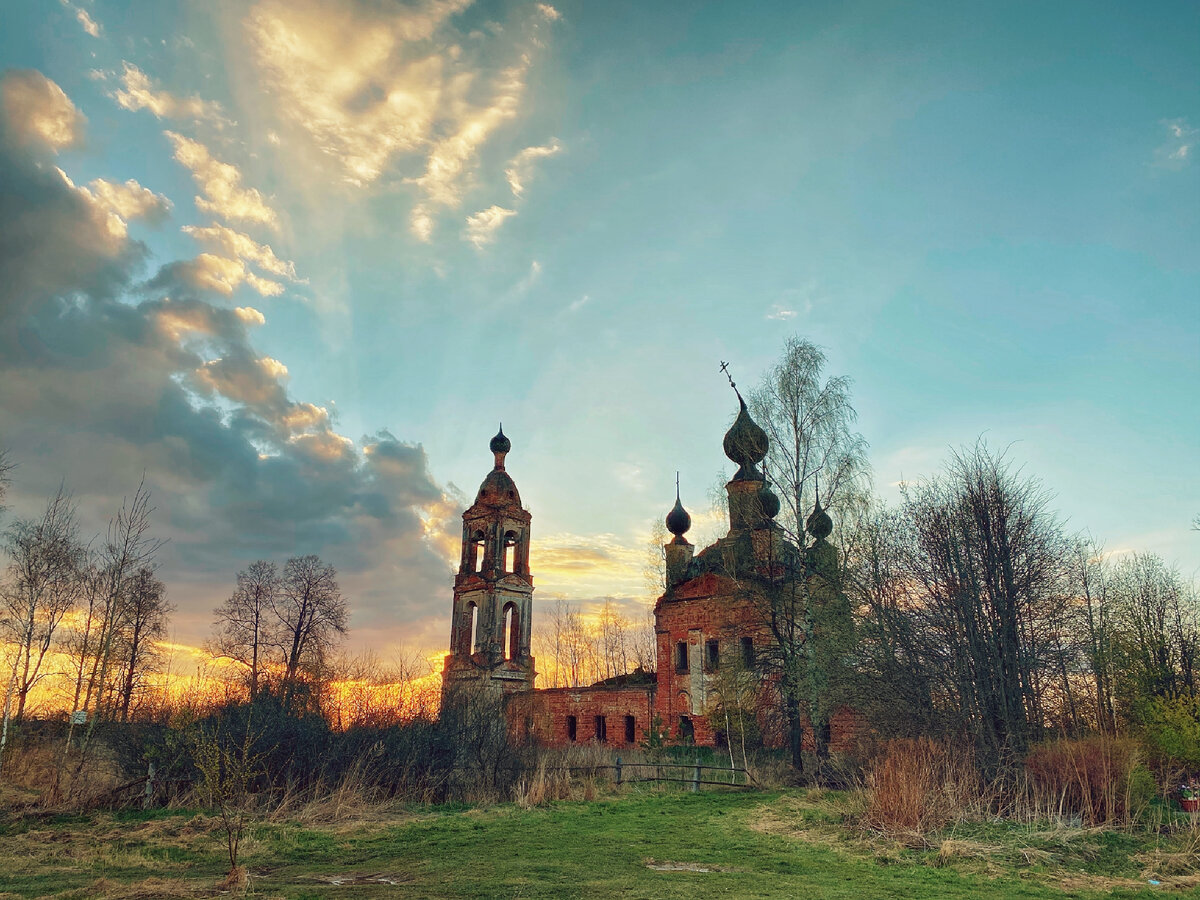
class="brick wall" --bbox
[512,686,656,747]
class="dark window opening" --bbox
[741,636,754,668]
[624,714,635,743]
[705,639,719,671]
[679,715,694,742]
[675,641,689,673]
[714,729,728,749]
[594,715,607,743]
[567,715,577,742]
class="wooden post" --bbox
[692,758,700,793]
[143,761,155,810]
[615,756,622,785]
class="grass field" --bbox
[2,787,1199,899]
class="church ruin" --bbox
[441,389,861,752]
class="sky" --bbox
[0,0,1196,671]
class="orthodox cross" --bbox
[719,360,736,390]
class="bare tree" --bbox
[209,560,279,700]
[272,555,348,708]
[748,337,870,540]
[900,441,1072,767]
[113,566,171,722]
[1,488,84,769]
[76,480,163,761]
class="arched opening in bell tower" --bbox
[470,531,486,573]
[502,601,519,661]
[502,530,518,573]
[468,601,479,654]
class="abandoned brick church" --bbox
[441,389,861,752]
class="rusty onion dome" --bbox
[489,424,511,455]
[806,496,833,540]
[665,495,692,538]
[722,393,768,474]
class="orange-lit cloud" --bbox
[166,131,278,227]
[505,138,561,197]
[1,70,85,151]
[115,62,225,123]
[464,205,516,247]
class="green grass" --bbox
[2,789,1199,899]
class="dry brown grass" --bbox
[861,738,983,837]
[1022,735,1148,826]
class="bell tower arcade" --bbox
[442,426,536,697]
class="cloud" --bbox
[505,139,561,196]
[114,63,225,123]
[407,57,530,236]
[1158,118,1197,167]
[165,131,278,227]
[0,81,460,652]
[87,178,172,223]
[766,304,797,320]
[245,0,559,240]
[246,0,472,186]
[159,253,284,297]
[74,6,102,37]
[464,205,516,247]
[0,70,85,152]
[182,222,301,282]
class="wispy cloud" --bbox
[166,132,278,228]
[182,222,302,283]
[0,70,85,152]
[505,138,562,197]
[464,205,517,247]
[408,57,531,238]
[114,63,225,123]
[74,7,101,37]
[246,0,471,187]
[1158,118,1197,167]
[766,304,797,320]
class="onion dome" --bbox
[758,483,780,519]
[489,424,510,455]
[722,392,768,479]
[806,492,833,540]
[666,490,692,539]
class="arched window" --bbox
[502,601,519,661]
[468,601,478,654]
[502,531,518,573]
[470,531,486,573]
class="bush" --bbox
[1140,695,1200,770]
[1023,735,1152,826]
[862,738,980,835]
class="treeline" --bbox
[0,480,169,777]
[700,336,1200,782]
[846,443,1198,770]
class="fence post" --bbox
[143,761,155,810]
[692,758,700,793]
[615,756,622,786]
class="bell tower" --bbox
[442,425,536,697]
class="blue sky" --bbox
[0,0,1196,662]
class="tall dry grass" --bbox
[861,738,983,836]
[1021,735,1150,826]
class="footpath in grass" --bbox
[2,789,1199,899]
